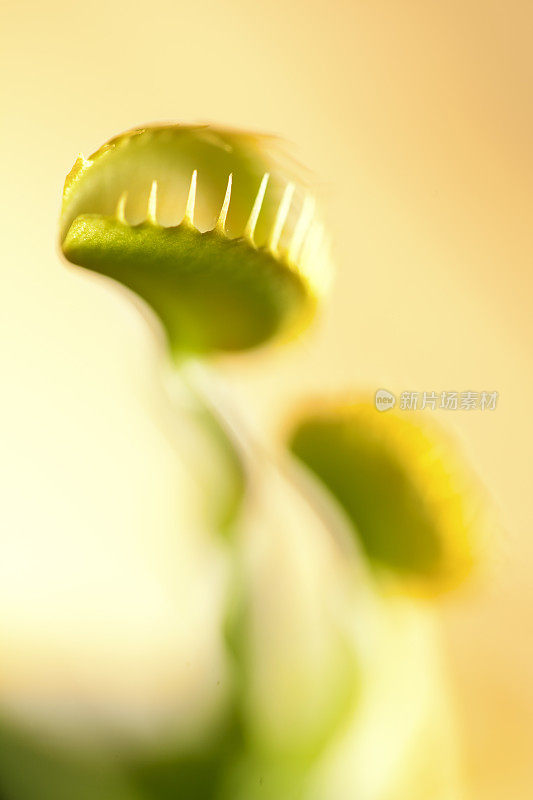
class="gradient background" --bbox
[1,1,531,797]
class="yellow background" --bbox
[1,1,531,797]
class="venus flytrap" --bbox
[288,400,481,595]
[59,122,357,800]
[0,123,483,800]
[60,125,330,353]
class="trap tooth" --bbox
[115,191,128,224]
[244,173,269,243]
[270,182,294,255]
[146,180,158,225]
[184,170,197,226]
[216,173,233,233]
[289,195,315,264]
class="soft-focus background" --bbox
[1,0,531,797]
